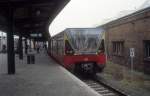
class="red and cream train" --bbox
[48,28,106,75]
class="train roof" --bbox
[64,27,104,31]
[63,28,104,33]
[51,27,104,38]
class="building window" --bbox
[144,40,150,58]
[112,41,124,56]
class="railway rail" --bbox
[77,74,128,96]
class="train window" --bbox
[66,28,104,53]
[52,40,55,54]
[112,41,124,56]
[98,40,104,51]
[144,40,150,58]
[97,39,105,54]
[57,40,60,54]
[51,40,53,53]
[65,40,74,55]
[57,40,63,55]
[53,40,57,54]
[56,40,59,54]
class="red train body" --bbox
[48,28,106,74]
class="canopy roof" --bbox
[0,0,70,41]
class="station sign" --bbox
[130,48,135,57]
[30,33,42,37]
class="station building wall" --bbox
[103,7,150,74]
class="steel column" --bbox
[7,6,15,74]
[25,38,28,54]
[19,34,23,60]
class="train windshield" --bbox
[66,28,104,54]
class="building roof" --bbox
[100,6,150,29]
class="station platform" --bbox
[0,51,101,96]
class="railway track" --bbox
[77,75,128,96]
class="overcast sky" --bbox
[49,0,148,36]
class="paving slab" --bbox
[0,52,101,96]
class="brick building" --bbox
[102,7,150,74]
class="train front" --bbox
[64,28,106,74]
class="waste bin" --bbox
[27,54,35,64]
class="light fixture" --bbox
[36,10,41,16]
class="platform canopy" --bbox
[0,0,70,41]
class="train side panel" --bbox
[49,32,65,65]
[63,54,106,70]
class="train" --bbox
[48,28,106,75]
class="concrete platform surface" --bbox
[0,52,101,96]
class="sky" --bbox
[49,0,148,36]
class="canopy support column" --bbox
[7,6,15,74]
[19,34,23,60]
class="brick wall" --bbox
[104,8,150,74]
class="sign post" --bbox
[130,48,135,81]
